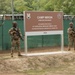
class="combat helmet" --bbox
[12,21,17,28]
[69,22,73,25]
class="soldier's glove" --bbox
[72,31,75,34]
[12,31,17,35]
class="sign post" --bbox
[24,11,63,56]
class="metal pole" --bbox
[61,34,64,52]
[25,35,27,55]
[1,0,4,50]
[11,0,14,20]
[37,0,39,10]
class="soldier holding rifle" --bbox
[8,21,23,57]
[67,22,75,51]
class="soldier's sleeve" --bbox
[67,28,74,34]
[8,28,13,35]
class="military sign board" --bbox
[23,11,63,56]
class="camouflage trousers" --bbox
[11,39,21,57]
[68,36,75,50]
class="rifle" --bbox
[13,27,24,41]
[72,27,75,37]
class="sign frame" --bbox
[23,11,64,56]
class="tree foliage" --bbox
[0,0,11,14]
[0,0,75,15]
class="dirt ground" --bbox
[0,46,75,75]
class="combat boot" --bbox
[11,53,13,57]
[68,46,71,51]
[68,48,70,51]
[11,55,13,57]
[18,51,22,56]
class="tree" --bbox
[0,0,11,14]
[62,0,75,15]
[0,0,75,15]
[14,0,27,13]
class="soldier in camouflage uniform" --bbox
[8,21,22,57]
[67,22,75,51]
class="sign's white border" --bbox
[25,31,63,36]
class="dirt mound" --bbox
[0,52,75,74]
